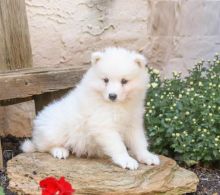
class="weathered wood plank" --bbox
[0,0,32,71]
[0,65,87,101]
[0,100,35,137]
[0,0,33,167]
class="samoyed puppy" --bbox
[21,47,160,170]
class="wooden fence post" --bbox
[0,0,33,168]
[0,0,32,70]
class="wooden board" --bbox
[0,65,87,101]
[0,0,32,70]
[0,100,35,137]
[0,0,33,168]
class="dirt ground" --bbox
[0,136,220,195]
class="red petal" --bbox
[40,177,58,188]
[39,176,75,195]
[57,177,75,194]
[40,177,60,194]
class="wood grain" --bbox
[0,0,33,165]
[0,65,87,101]
[0,0,32,71]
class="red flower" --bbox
[40,176,75,195]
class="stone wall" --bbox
[25,0,220,77]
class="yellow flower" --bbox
[151,82,158,88]
[173,71,178,76]
[153,69,160,74]
[198,82,203,86]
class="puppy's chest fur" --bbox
[81,101,133,132]
[65,102,134,157]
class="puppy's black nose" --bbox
[109,93,117,101]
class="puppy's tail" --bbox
[21,139,36,153]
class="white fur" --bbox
[21,47,160,170]
[21,139,36,153]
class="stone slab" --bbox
[7,153,199,194]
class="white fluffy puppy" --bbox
[21,47,160,170]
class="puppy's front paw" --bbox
[50,147,69,159]
[138,151,160,165]
[113,155,139,170]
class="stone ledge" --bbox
[7,153,199,194]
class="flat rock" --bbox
[7,153,198,194]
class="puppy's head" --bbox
[89,47,149,103]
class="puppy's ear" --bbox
[91,52,103,65]
[134,54,148,68]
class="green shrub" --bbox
[145,54,220,166]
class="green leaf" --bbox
[0,186,5,195]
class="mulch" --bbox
[0,136,220,195]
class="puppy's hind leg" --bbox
[94,130,139,170]
[50,147,69,159]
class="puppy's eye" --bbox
[103,78,109,83]
[121,78,128,85]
